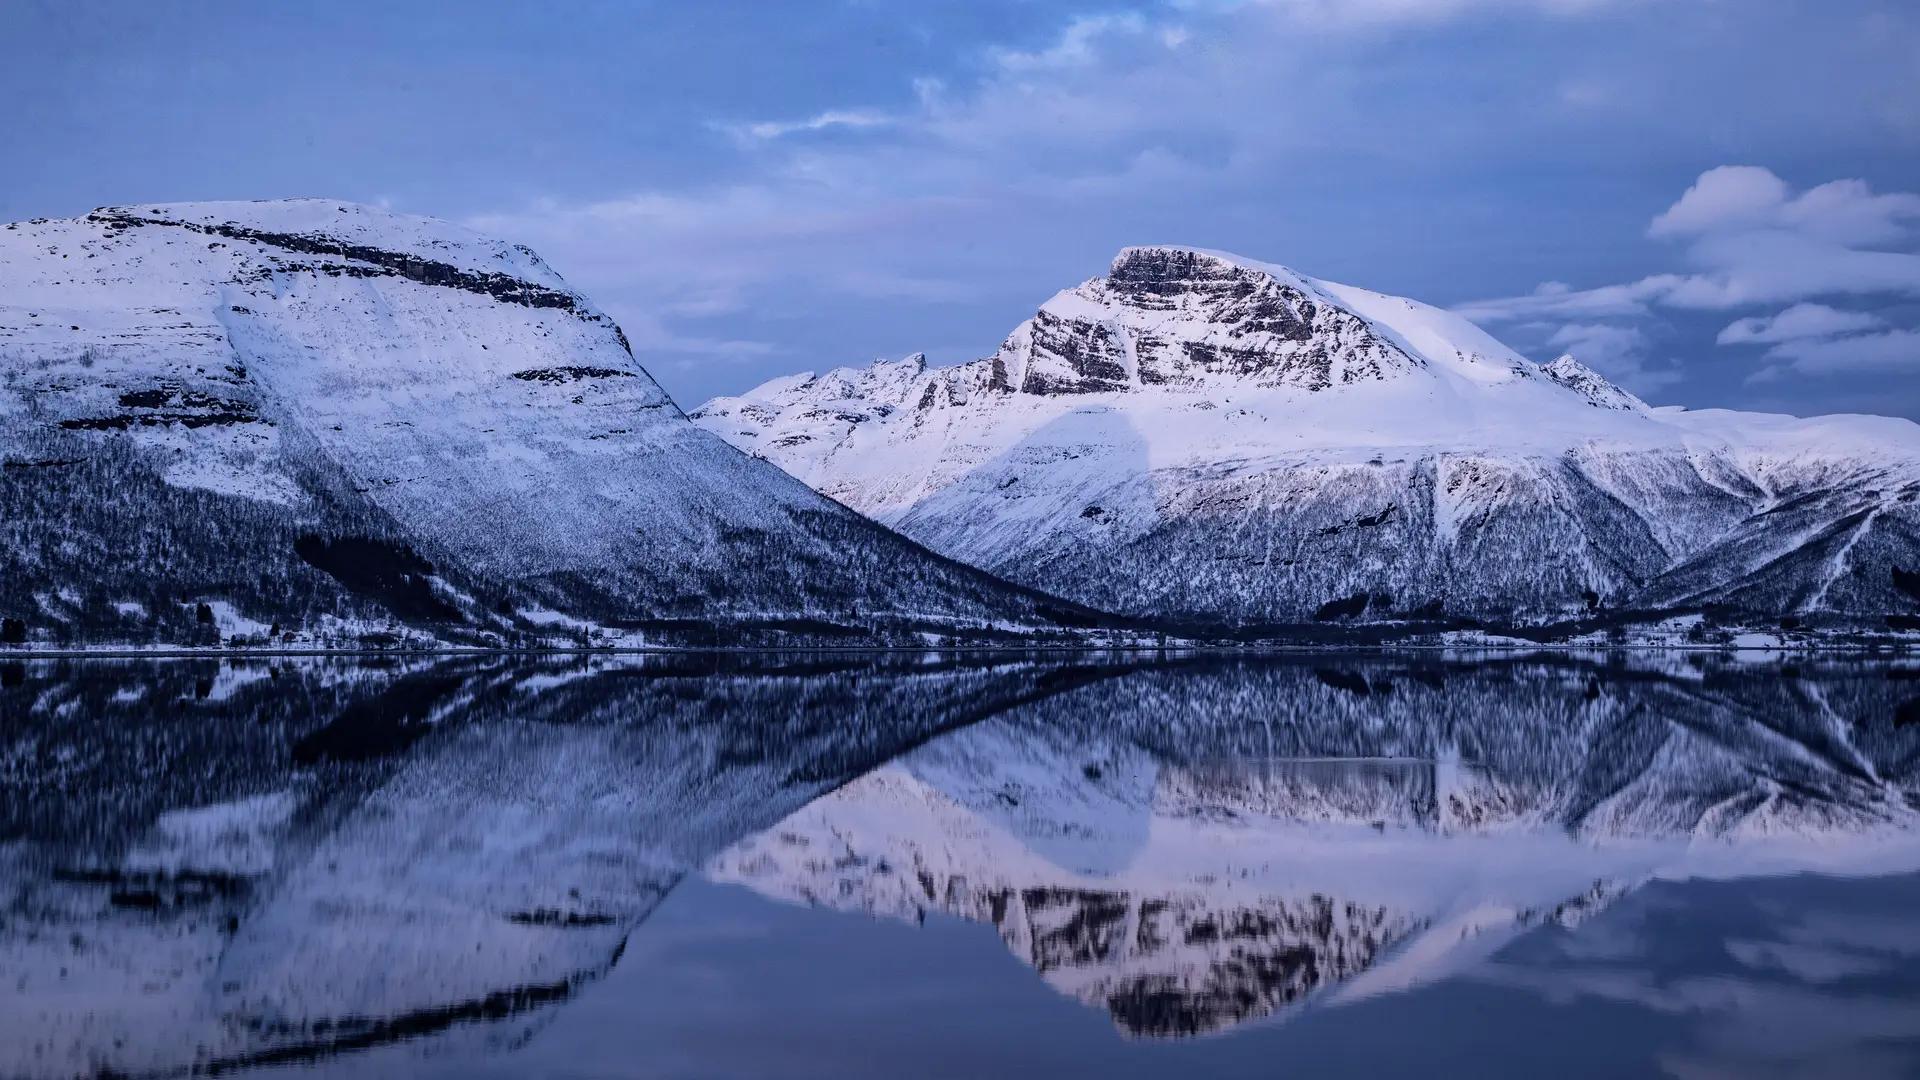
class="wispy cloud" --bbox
[1758,329,1920,376]
[1461,167,1920,323]
[465,5,1920,410]
[988,12,1152,70]
[1717,303,1885,345]
[1459,165,1920,390]
[717,108,897,143]
[1546,321,1681,389]
[1221,0,1644,29]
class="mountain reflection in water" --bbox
[2,651,1918,1078]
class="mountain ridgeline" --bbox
[695,246,1920,635]
[0,201,1102,649]
[5,204,1918,648]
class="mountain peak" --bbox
[1540,354,1648,411]
[972,245,1424,396]
[1067,244,1555,395]
[1111,243,1275,275]
[1107,245,1324,301]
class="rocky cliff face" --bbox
[0,201,1097,648]
[695,246,1920,629]
[994,246,1425,394]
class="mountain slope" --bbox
[694,246,1920,627]
[0,200,1099,647]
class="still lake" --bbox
[4,651,1918,1078]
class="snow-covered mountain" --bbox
[694,247,1920,628]
[6,652,1914,1071]
[711,655,1920,1037]
[0,651,1097,1076]
[0,201,1097,648]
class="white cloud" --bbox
[1474,892,1920,1080]
[590,305,777,371]
[1656,229,1920,309]
[1545,321,1681,391]
[466,178,995,388]
[1762,329,1920,375]
[461,3,1919,410]
[1717,303,1885,345]
[1215,0,1638,29]
[1548,321,1642,357]
[1467,167,1920,322]
[1653,165,1920,245]
[467,9,1218,365]
[990,13,1149,71]
[1725,939,1893,984]
[1458,166,1920,394]
[721,108,896,142]
[1456,276,1678,322]
[1647,164,1794,239]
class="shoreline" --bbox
[4,640,1915,660]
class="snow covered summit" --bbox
[694,245,1920,628]
[0,199,1094,647]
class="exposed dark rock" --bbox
[60,409,261,430]
[292,535,463,624]
[1314,592,1370,622]
[289,671,467,764]
[1894,566,1920,605]
[2,457,83,469]
[505,909,617,928]
[1897,696,1920,727]
[1314,668,1372,696]
[89,208,636,353]
[1020,311,1131,395]
[509,366,634,384]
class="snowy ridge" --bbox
[0,200,1098,648]
[694,245,1920,627]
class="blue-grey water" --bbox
[3,651,1918,1078]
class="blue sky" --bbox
[6,0,1917,416]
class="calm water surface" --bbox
[3,651,1918,1078]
